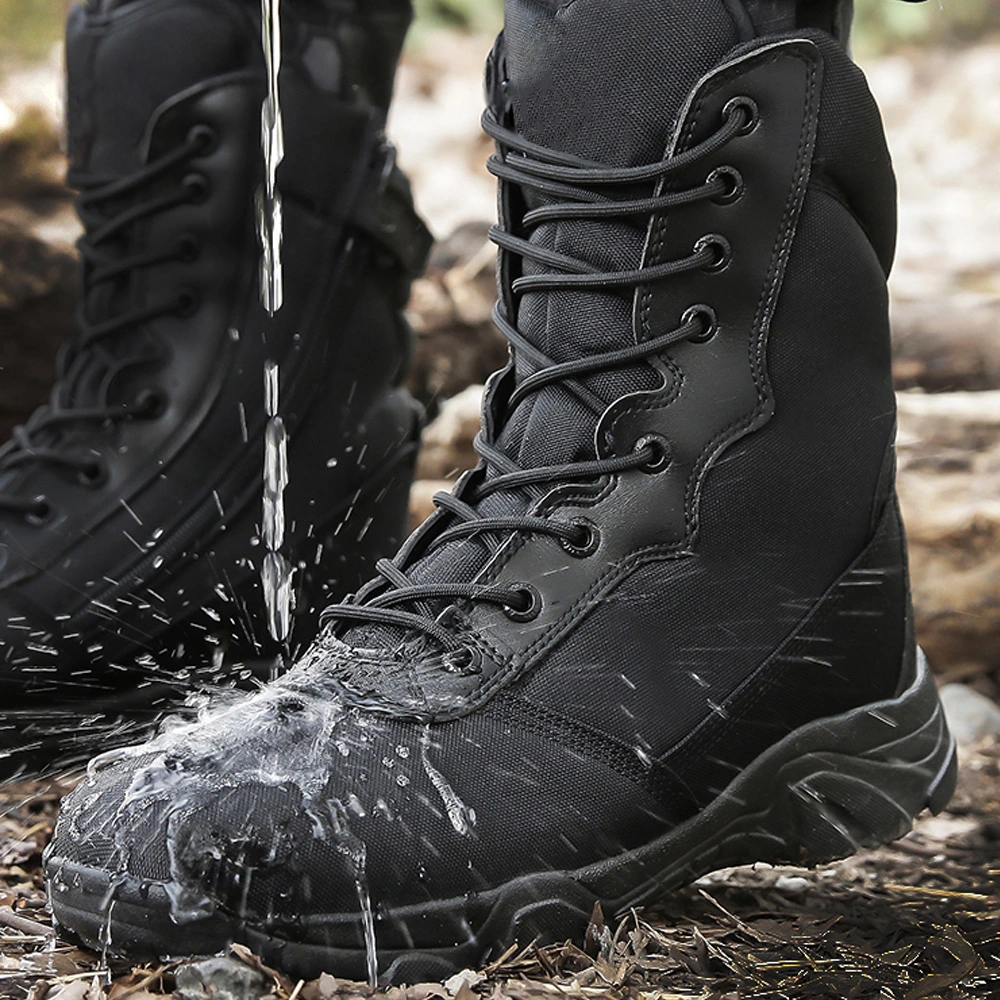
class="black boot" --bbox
[0,0,430,777]
[46,0,954,982]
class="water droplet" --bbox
[420,727,475,836]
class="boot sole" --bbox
[0,438,418,782]
[46,649,956,983]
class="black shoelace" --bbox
[0,125,216,522]
[322,98,755,655]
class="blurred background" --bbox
[0,0,998,736]
[1,0,1000,56]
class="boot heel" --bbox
[584,649,958,913]
[768,649,957,865]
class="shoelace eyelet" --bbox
[174,288,202,318]
[25,497,53,527]
[682,304,719,344]
[635,434,672,474]
[695,234,732,273]
[134,387,169,420]
[188,124,219,155]
[724,95,760,136]
[183,173,211,204]
[504,583,543,623]
[77,460,108,489]
[707,165,745,206]
[442,646,483,676]
[560,518,601,558]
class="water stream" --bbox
[262,359,293,645]
[258,0,284,316]
[254,1,378,984]
[258,0,293,648]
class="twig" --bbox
[0,909,51,937]
[112,964,178,1000]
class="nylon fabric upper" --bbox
[338,0,746,671]
[496,0,742,470]
[50,668,669,926]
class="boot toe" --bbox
[46,648,671,973]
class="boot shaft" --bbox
[60,0,425,414]
[322,3,909,745]
[477,3,908,757]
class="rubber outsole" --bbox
[46,649,957,984]
[0,439,418,782]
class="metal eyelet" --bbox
[77,459,108,488]
[694,234,732,273]
[682,304,719,344]
[560,518,601,558]
[183,173,211,203]
[707,165,745,206]
[135,387,168,420]
[634,434,672,474]
[442,646,483,676]
[175,232,202,263]
[174,288,201,318]
[25,496,53,526]
[188,124,219,154]
[723,95,760,135]
[504,583,543,623]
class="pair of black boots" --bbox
[7,0,957,984]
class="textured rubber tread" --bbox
[46,650,956,983]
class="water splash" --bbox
[258,0,284,315]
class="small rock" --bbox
[443,969,485,996]
[774,875,810,897]
[940,683,1000,746]
[174,956,269,1000]
[314,972,339,999]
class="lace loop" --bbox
[322,98,747,650]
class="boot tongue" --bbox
[495,0,742,473]
[66,0,252,178]
[503,0,742,167]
